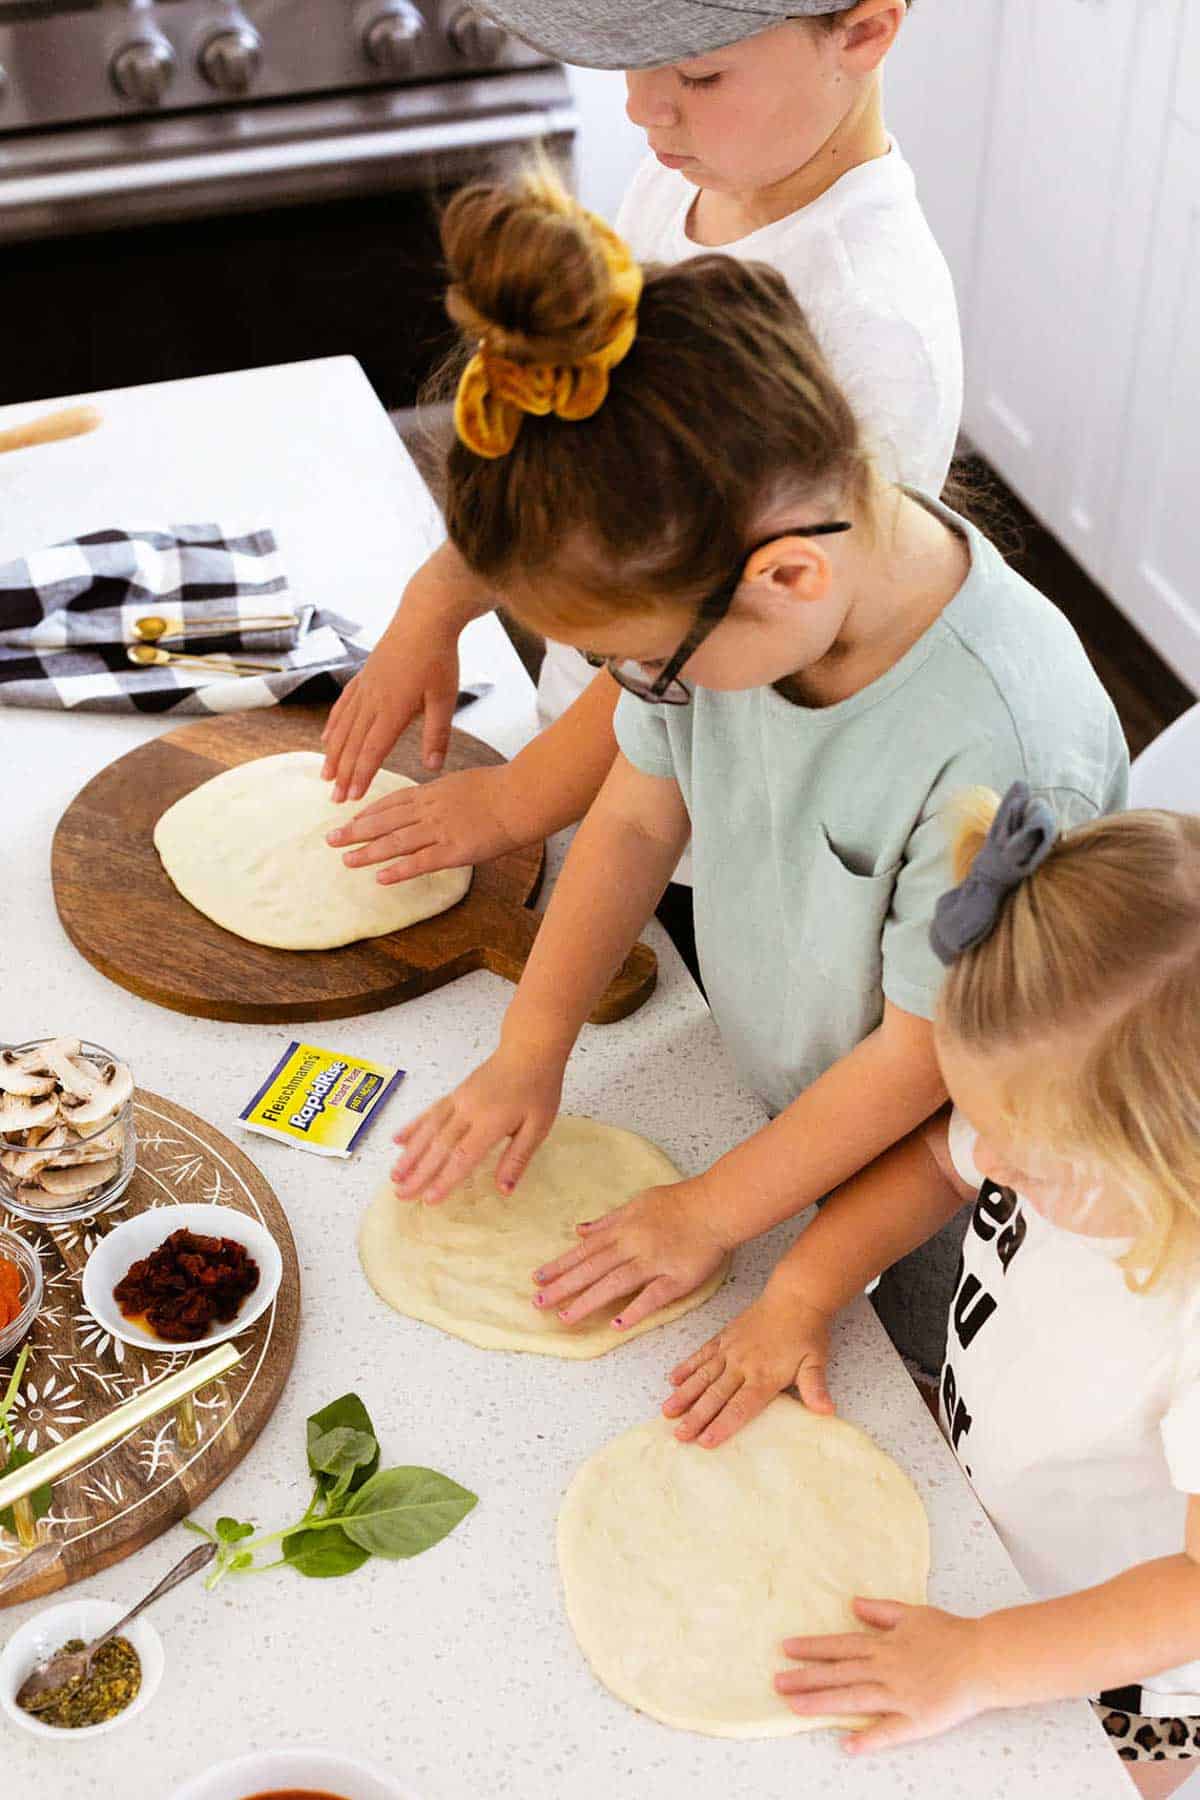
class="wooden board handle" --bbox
[0,404,102,454]
[474,899,657,1024]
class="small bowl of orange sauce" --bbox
[168,1748,415,1800]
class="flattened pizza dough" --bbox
[358,1114,730,1358]
[558,1400,930,1737]
[153,750,471,950]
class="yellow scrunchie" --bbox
[453,214,643,461]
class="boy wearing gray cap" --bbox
[326,0,958,813]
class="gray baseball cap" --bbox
[477,1,857,70]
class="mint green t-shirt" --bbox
[614,497,1129,1116]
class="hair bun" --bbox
[441,165,619,366]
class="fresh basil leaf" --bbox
[306,1395,379,1496]
[215,1516,256,1544]
[0,1446,52,1537]
[181,1518,217,1543]
[340,1467,477,1560]
[282,1523,371,1579]
[228,1551,256,1572]
[308,1426,378,1497]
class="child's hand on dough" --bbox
[531,1179,730,1332]
[776,1602,991,1753]
[663,1286,836,1448]
[327,764,525,881]
[391,1046,563,1203]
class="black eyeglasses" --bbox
[584,520,853,704]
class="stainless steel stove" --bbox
[0,2,575,407]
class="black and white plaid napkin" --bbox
[0,524,370,714]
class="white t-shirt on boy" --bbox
[945,1109,1200,1711]
[537,139,964,729]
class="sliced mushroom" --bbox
[1,1122,69,1179]
[52,1122,125,1166]
[14,1036,81,1075]
[0,1051,56,1099]
[0,1093,60,1135]
[36,1157,120,1197]
[59,1059,133,1131]
[42,1039,103,1100]
[13,1183,61,1212]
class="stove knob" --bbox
[363,3,424,73]
[448,6,508,63]
[199,24,263,94]
[110,36,176,106]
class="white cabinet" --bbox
[887,0,1198,693]
[964,0,1140,519]
[1110,119,1200,688]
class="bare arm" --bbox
[780,1498,1200,1758]
[699,1004,948,1246]
[533,1004,950,1335]
[328,671,622,881]
[322,540,495,799]
[391,753,690,1198]
[663,1116,966,1445]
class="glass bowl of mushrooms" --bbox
[0,1038,136,1225]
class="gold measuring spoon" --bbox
[127,643,283,675]
[134,613,298,643]
[15,1543,215,1711]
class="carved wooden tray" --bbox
[0,1090,299,1608]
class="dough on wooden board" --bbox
[358,1114,731,1358]
[558,1400,930,1737]
[153,750,471,950]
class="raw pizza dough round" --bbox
[558,1399,930,1737]
[358,1114,730,1358]
[153,750,471,950]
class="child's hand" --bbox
[322,629,460,802]
[776,1600,992,1753]
[391,1045,563,1203]
[662,1287,835,1447]
[327,765,525,881]
[531,1179,730,1331]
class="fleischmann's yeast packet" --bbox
[240,1041,404,1158]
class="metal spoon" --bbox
[15,1542,215,1711]
[127,643,283,675]
[134,613,297,643]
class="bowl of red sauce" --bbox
[81,1203,282,1354]
[168,1748,415,1800]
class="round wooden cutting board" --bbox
[0,1090,299,1609]
[51,704,656,1024]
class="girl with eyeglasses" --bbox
[387,167,1126,1365]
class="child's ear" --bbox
[838,0,906,73]
[746,538,834,607]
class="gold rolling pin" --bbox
[0,404,103,454]
[0,1341,242,1547]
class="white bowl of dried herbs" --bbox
[0,1594,164,1738]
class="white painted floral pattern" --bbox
[6,1371,86,1453]
[0,1098,281,1598]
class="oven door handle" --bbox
[0,104,577,209]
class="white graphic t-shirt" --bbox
[537,139,964,733]
[945,1110,1200,1711]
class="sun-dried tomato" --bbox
[113,1229,259,1342]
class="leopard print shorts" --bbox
[1093,1696,1200,1763]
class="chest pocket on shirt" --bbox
[797,826,902,985]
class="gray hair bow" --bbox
[930,781,1058,966]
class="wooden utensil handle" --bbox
[0,404,102,453]
[476,900,658,1024]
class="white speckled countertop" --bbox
[0,362,1130,1798]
